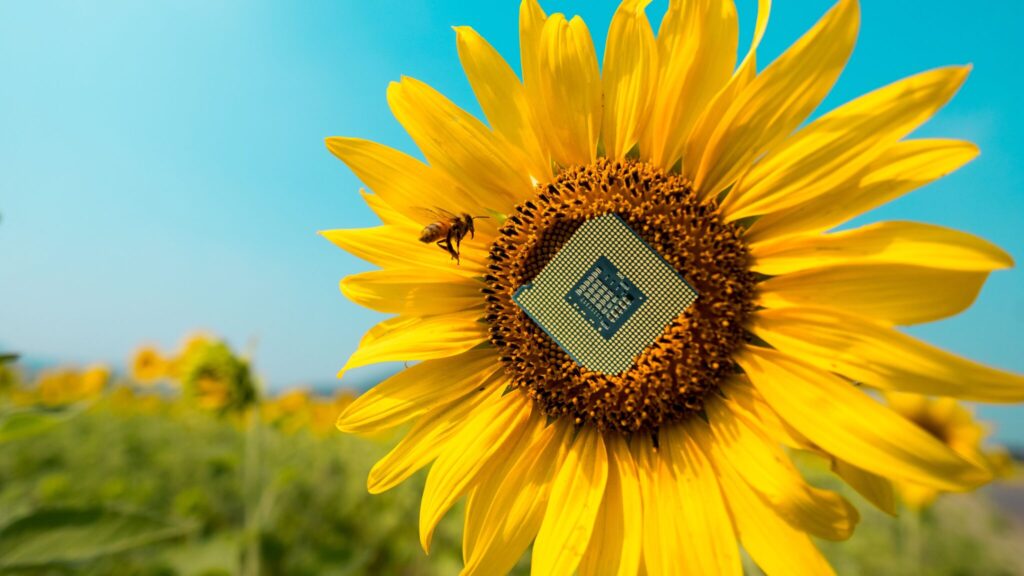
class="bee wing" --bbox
[415,206,456,223]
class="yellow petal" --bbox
[537,13,602,166]
[751,307,1024,402]
[367,382,502,493]
[748,138,979,242]
[321,226,485,277]
[681,0,771,180]
[461,409,547,565]
[419,389,532,552]
[387,77,532,207]
[360,189,500,245]
[360,189,418,227]
[831,457,897,516]
[602,0,657,159]
[751,220,1014,276]
[337,348,501,435]
[737,346,991,491]
[723,66,970,220]
[634,435,680,576]
[705,396,858,540]
[339,311,487,375]
[358,315,419,348]
[534,425,609,576]
[757,264,989,325]
[325,137,485,219]
[697,417,836,576]
[661,424,741,576]
[687,0,859,196]
[462,419,568,576]
[578,435,642,576]
[340,268,484,316]
[734,0,771,80]
[520,0,548,121]
[721,378,811,450]
[455,26,550,181]
[642,0,737,168]
[897,480,940,510]
[462,487,482,565]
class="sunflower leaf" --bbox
[0,405,84,443]
[0,507,197,570]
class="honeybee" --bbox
[419,209,487,264]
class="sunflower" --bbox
[324,1,1024,574]
[130,344,168,385]
[167,332,215,380]
[35,365,110,406]
[262,388,314,433]
[885,393,1012,510]
[78,364,111,397]
[179,341,258,414]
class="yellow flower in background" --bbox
[310,391,355,437]
[262,388,313,433]
[179,340,257,414]
[131,345,168,385]
[323,0,1024,574]
[107,382,167,414]
[167,332,215,380]
[263,389,357,436]
[36,370,76,405]
[887,393,1012,509]
[79,364,111,397]
[35,365,109,406]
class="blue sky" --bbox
[1,1,1022,440]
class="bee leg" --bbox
[435,239,452,258]
[442,231,458,262]
[453,232,464,265]
[454,232,465,264]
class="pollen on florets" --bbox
[484,159,757,435]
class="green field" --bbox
[1,386,1022,575]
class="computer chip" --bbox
[513,213,699,375]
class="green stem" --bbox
[242,406,262,576]
[900,506,923,573]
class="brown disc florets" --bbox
[483,159,757,434]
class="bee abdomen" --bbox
[419,223,445,243]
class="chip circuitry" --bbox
[513,213,699,374]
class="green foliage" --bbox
[0,405,82,444]
[0,393,1020,575]
[0,396,465,575]
[0,507,196,571]
[0,359,19,395]
[800,457,1024,576]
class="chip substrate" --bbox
[512,213,699,374]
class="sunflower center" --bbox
[484,159,756,434]
[914,415,952,445]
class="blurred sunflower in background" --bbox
[886,393,1013,510]
[262,388,313,433]
[35,364,110,406]
[308,391,356,437]
[179,340,257,414]
[130,344,168,385]
[167,332,215,380]
[324,0,1024,574]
